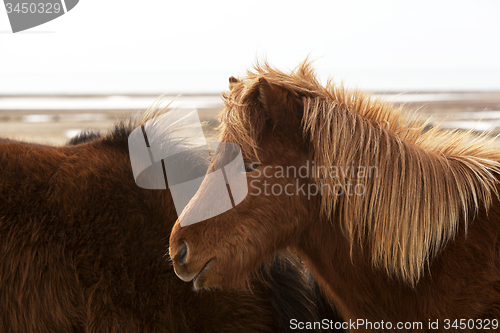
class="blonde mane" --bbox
[138,96,216,151]
[221,60,500,285]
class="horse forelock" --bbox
[221,59,500,286]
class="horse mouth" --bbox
[192,258,214,289]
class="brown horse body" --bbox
[170,61,500,332]
[0,120,341,332]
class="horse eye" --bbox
[243,159,260,173]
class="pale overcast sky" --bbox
[0,0,499,93]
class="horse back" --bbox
[0,139,86,332]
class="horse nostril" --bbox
[178,242,188,265]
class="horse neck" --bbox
[297,195,500,328]
[296,213,421,325]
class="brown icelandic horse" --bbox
[0,107,342,332]
[170,61,500,332]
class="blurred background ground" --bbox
[1,92,499,146]
[0,94,223,145]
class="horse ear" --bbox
[229,76,240,90]
[256,77,275,112]
[255,77,302,126]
